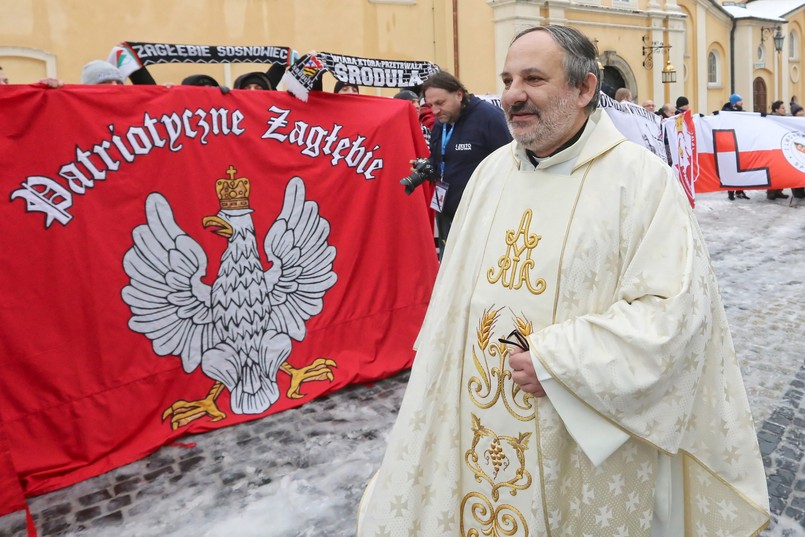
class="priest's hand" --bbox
[509,350,546,397]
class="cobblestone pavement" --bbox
[698,193,805,536]
[0,192,803,537]
[0,372,412,537]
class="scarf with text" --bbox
[108,41,294,78]
[108,42,439,100]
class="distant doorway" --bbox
[753,77,767,113]
[602,66,626,99]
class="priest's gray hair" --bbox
[510,25,602,114]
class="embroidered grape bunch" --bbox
[486,437,509,478]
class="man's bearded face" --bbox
[504,91,578,152]
[500,30,589,156]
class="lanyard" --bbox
[440,123,453,177]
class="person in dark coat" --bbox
[422,71,512,257]
[791,104,805,199]
[181,74,220,87]
[234,71,273,90]
[767,101,790,200]
[333,80,360,94]
[722,94,749,200]
[675,95,690,115]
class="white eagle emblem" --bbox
[121,170,337,429]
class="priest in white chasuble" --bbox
[358,25,770,537]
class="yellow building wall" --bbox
[702,6,733,113]
[786,17,804,106]
[706,40,730,113]
[456,1,499,93]
[0,0,464,93]
[573,9,655,101]
[0,0,502,96]
[679,4,696,108]
[0,0,800,113]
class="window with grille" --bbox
[707,51,718,85]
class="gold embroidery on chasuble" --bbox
[460,172,656,537]
[487,210,547,295]
[468,309,536,420]
[462,308,536,537]
[461,202,557,536]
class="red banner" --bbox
[0,85,437,505]
[0,419,27,530]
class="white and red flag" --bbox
[688,111,805,193]
[664,110,699,207]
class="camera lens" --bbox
[399,158,433,195]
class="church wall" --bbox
[699,2,733,113]
[0,0,450,93]
[782,15,804,108]
[564,6,653,101]
[455,1,500,94]
[0,0,802,114]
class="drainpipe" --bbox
[730,17,736,93]
[431,0,437,64]
[453,0,459,77]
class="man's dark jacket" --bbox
[428,95,512,219]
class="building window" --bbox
[757,44,766,64]
[707,51,719,85]
[790,31,800,61]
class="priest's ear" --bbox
[576,72,598,111]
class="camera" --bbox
[400,158,437,195]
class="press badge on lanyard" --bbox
[431,123,453,213]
